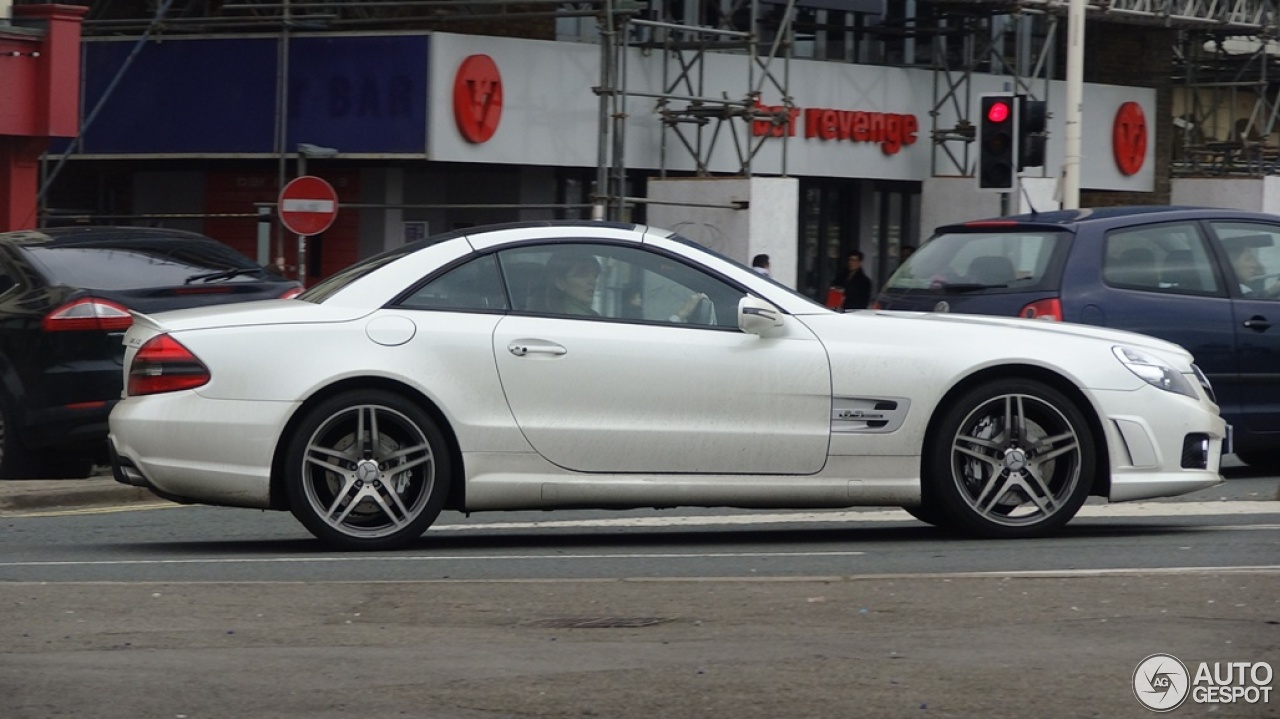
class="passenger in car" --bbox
[539,248,603,316]
[1227,243,1280,298]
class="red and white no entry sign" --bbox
[278,175,338,236]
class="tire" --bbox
[285,390,451,551]
[1233,450,1280,470]
[903,503,951,529]
[925,379,1095,538]
[0,394,42,479]
[36,452,96,479]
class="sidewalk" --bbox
[0,470,162,511]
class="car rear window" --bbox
[884,229,1067,291]
[24,240,264,291]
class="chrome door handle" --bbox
[508,342,567,357]
[1242,316,1271,332]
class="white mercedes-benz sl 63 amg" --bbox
[108,221,1228,550]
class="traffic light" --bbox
[977,94,1017,191]
[1018,96,1048,169]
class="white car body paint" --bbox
[108,222,1228,536]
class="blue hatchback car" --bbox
[875,205,1280,468]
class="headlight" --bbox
[1112,346,1197,398]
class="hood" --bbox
[816,309,1194,361]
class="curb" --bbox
[0,481,162,512]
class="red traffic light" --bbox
[986,101,1011,124]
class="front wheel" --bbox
[925,380,1096,538]
[0,394,41,479]
[1233,449,1280,470]
[285,390,450,551]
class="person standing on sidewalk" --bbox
[840,251,873,310]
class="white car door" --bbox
[491,242,831,475]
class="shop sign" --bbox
[453,54,503,143]
[1112,101,1147,176]
[752,101,919,155]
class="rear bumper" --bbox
[108,392,297,509]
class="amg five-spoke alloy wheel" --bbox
[285,390,450,551]
[926,380,1095,538]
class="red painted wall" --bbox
[0,4,85,231]
[203,170,361,283]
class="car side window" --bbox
[1104,224,1221,295]
[1208,222,1280,300]
[498,242,743,328]
[399,253,508,311]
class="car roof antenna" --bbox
[1019,180,1040,217]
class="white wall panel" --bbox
[430,33,1155,192]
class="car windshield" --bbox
[883,229,1068,291]
[664,231,830,311]
[24,241,264,291]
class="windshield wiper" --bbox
[184,267,265,284]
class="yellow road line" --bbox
[2,503,185,518]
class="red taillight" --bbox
[127,334,210,396]
[278,286,304,300]
[1019,298,1063,321]
[43,298,133,332]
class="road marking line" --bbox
[0,558,1277,579]
[0,550,869,568]
[429,502,1279,532]
[7,503,183,518]
[4,499,1275,524]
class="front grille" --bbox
[1181,433,1211,469]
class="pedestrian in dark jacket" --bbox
[841,251,873,310]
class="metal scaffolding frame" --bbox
[31,0,1280,223]
[591,0,799,219]
[927,7,1056,178]
[927,1,1280,179]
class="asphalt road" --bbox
[1,470,1277,718]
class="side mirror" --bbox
[738,295,784,336]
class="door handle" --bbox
[1242,315,1272,332]
[508,342,567,357]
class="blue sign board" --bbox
[65,34,429,155]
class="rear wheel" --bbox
[926,380,1095,538]
[285,390,450,551]
[36,452,95,479]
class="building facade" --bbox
[36,25,1162,299]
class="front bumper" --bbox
[1092,387,1228,502]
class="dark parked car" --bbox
[875,205,1280,468]
[0,226,301,479]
